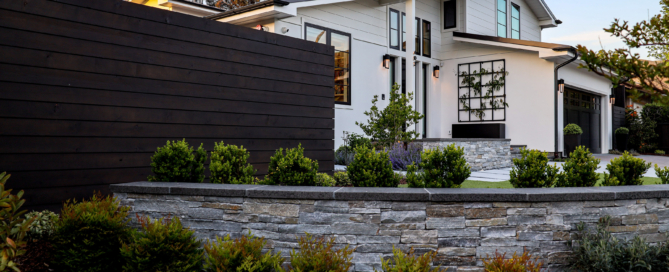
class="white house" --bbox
[132,0,615,156]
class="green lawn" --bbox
[398,174,663,189]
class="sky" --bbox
[542,0,663,59]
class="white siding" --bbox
[465,0,540,41]
[511,0,541,41]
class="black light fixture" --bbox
[383,54,390,69]
[557,79,565,93]
[610,87,616,104]
[433,66,440,78]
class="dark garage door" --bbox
[564,88,602,153]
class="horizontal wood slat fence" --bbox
[0,0,334,211]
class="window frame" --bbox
[422,20,431,58]
[389,9,400,50]
[415,17,421,55]
[402,12,406,51]
[511,3,520,39]
[304,23,352,105]
[443,0,457,29]
[497,0,507,38]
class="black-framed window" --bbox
[389,56,396,92]
[497,0,507,38]
[402,12,406,51]
[444,0,456,29]
[415,18,420,55]
[305,23,351,105]
[389,9,400,49]
[422,64,428,137]
[457,60,507,122]
[422,20,431,57]
[511,3,520,39]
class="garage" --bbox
[564,88,602,153]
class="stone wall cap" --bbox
[416,138,511,142]
[110,182,669,202]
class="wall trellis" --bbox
[457,60,508,122]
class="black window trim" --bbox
[422,19,431,58]
[511,3,520,39]
[401,12,406,52]
[443,0,457,29]
[304,23,352,105]
[415,17,421,55]
[389,8,400,50]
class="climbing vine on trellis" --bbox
[457,60,509,122]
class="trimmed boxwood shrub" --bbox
[204,233,283,272]
[615,127,629,134]
[406,144,471,188]
[314,173,337,187]
[601,151,652,186]
[564,123,583,135]
[264,144,319,186]
[657,165,669,184]
[210,141,257,184]
[333,171,352,186]
[52,193,133,272]
[509,148,559,188]
[347,146,400,187]
[555,146,600,187]
[148,139,207,183]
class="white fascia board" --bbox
[289,0,355,8]
[539,19,557,28]
[453,36,572,59]
[378,0,406,6]
[216,6,297,24]
[157,0,220,16]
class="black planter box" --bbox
[616,134,629,151]
[564,134,581,157]
[452,124,506,138]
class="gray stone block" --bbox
[438,238,479,247]
[332,223,379,235]
[518,231,553,241]
[438,228,480,237]
[426,217,465,229]
[357,235,401,244]
[247,186,338,200]
[507,215,545,225]
[400,230,437,244]
[335,187,430,201]
[277,224,332,234]
[427,205,465,217]
[381,211,426,223]
[481,227,516,237]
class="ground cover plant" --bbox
[204,233,283,272]
[406,144,471,188]
[509,149,559,188]
[148,139,207,183]
[210,141,257,184]
[601,151,652,186]
[555,146,600,187]
[347,146,400,187]
[0,172,33,272]
[264,144,319,186]
[377,247,444,272]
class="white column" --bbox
[405,0,415,97]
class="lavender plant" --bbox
[387,142,423,171]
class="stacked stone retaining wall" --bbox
[418,139,512,171]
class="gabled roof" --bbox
[452,32,574,61]
[528,0,558,28]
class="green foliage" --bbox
[563,123,583,135]
[601,151,652,186]
[642,103,669,123]
[280,233,354,272]
[24,210,58,240]
[356,83,424,147]
[482,251,542,272]
[148,139,207,183]
[333,171,352,187]
[264,144,319,186]
[210,141,257,184]
[626,106,659,153]
[314,173,336,187]
[406,145,471,188]
[121,216,203,272]
[458,67,509,121]
[376,247,443,272]
[346,132,373,150]
[347,146,400,187]
[569,217,669,272]
[0,172,33,272]
[656,164,669,184]
[615,127,629,134]
[52,193,133,272]
[657,150,667,155]
[555,146,600,187]
[203,233,283,272]
[509,149,559,188]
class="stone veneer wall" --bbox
[418,139,512,171]
[112,182,669,272]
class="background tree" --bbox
[576,0,669,105]
[356,83,424,147]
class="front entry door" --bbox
[564,88,602,153]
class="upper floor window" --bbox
[415,18,421,55]
[443,0,456,29]
[389,9,400,50]
[422,20,431,57]
[511,3,520,39]
[402,12,406,51]
[497,0,507,37]
[305,24,351,104]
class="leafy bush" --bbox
[24,210,58,240]
[315,173,337,187]
[280,233,354,272]
[656,165,669,184]
[347,146,400,187]
[627,106,659,153]
[509,149,559,188]
[347,132,373,151]
[387,142,423,171]
[0,172,34,272]
[656,150,666,155]
[564,123,583,135]
[615,127,629,134]
[641,103,669,124]
[601,151,652,186]
[264,144,319,186]
[210,141,257,184]
[333,171,352,187]
[406,144,471,188]
[148,139,207,183]
[483,250,542,272]
[52,193,133,272]
[121,216,203,272]
[569,217,669,272]
[377,247,443,272]
[204,233,283,272]
[555,146,600,187]
[334,146,355,166]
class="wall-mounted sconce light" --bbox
[557,79,565,93]
[610,87,616,104]
[433,66,440,78]
[254,24,268,31]
[281,27,290,34]
[383,54,390,69]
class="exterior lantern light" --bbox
[383,54,391,69]
[557,79,565,93]
[610,87,616,104]
[433,66,440,78]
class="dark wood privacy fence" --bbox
[0,0,334,211]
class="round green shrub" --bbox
[407,144,471,188]
[601,151,652,186]
[204,233,283,272]
[555,146,600,187]
[24,210,58,240]
[347,146,400,187]
[615,127,629,134]
[315,173,337,187]
[52,194,133,272]
[333,171,352,186]
[656,165,669,184]
[563,123,583,135]
[656,149,666,155]
[121,216,203,272]
[210,141,257,184]
[148,139,207,183]
[509,149,560,188]
[264,144,319,186]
